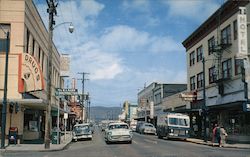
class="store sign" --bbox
[237,7,248,57]
[19,53,44,92]
[55,88,78,96]
[60,54,70,77]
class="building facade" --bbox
[137,82,187,126]
[182,1,250,142]
[0,0,66,144]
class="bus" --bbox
[156,112,190,140]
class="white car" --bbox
[72,123,93,142]
[104,122,133,144]
[139,123,156,135]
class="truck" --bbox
[156,112,190,140]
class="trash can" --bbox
[51,130,61,144]
[9,127,18,145]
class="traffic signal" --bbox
[9,102,14,113]
[15,102,19,113]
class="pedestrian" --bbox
[220,126,228,147]
[212,124,218,145]
[215,124,221,146]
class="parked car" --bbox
[139,123,156,135]
[72,123,92,142]
[104,122,133,144]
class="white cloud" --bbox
[164,0,220,21]
[122,0,150,13]
[99,25,182,54]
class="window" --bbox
[190,76,196,90]
[222,59,232,79]
[221,25,231,45]
[209,66,217,83]
[208,36,215,55]
[189,51,195,66]
[0,24,10,53]
[197,72,204,88]
[196,46,203,62]
[235,58,243,75]
[26,29,30,53]
[233,20,237,40]
[0,38,8,53]
[31,39,35,56]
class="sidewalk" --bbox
[186,138,250,149]
[1,131,72,152]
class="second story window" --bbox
[235,58,243,75]
[189,51,195,66]
[190,76,196,91]
[233,20,237,40]
[222,59,232,79]
[196,46,203,62]
[209,66,217,83]
[197,72,204,88]
[221,25,231,45]
[208,36,215,55]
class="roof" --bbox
[182,0,249,51]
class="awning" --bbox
[0,98,47,110]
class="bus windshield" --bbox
[168,117,189,127]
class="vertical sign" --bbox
[60,54,70,77]
[237,7,248,57]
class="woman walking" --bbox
[220,126,228,147]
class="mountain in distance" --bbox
[89,106,122,122]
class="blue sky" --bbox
[34,0,222,107]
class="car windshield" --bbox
[109,124,129,130]
[168,118,189,127]
[74,125,89,132]
[145,124,154,127]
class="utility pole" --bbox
[0,25,10,149]
[45,0,57,149]
[77,72,89,122]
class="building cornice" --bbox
[182,0,249,51]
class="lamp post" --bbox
[202,58,208,142]
[45,0,74,149]
[0,24,10,149]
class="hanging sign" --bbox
[237,7,248,58]
[19,53,44,92]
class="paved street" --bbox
[1,128,250,157]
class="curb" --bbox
[2,141,72,153]
[186,139,250,149]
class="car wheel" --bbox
[106,141,110,144]
[128,141,132,144]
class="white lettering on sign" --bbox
[237,7,248,57]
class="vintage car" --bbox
[139,122,157,135]
[104,122,133,144]
[72,123,92,142]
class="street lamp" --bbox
[0,24,10,149]
[45,0,74,149]
[202,58,208,142]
